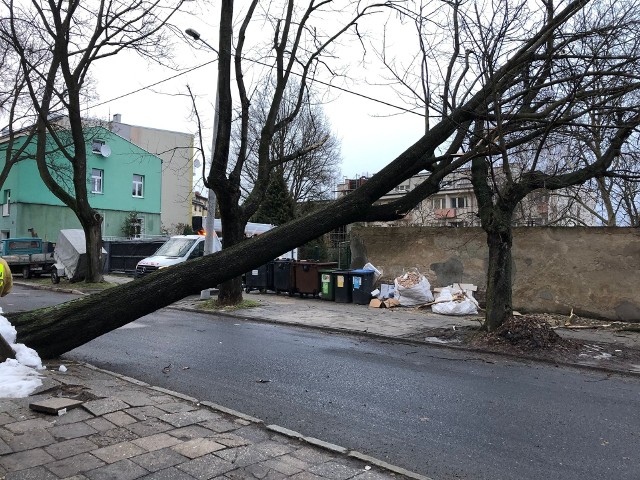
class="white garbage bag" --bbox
[432,288,478,315]
[394,271,434,306]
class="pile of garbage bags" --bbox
[368,267,479,315]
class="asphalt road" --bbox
[59,305,640,480]
[1,284,82,313]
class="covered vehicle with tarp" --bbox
[51,229,106,283]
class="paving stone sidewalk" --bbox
[0,362,424,480]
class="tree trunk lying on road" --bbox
[0,335,14,362]
[8,151,457,358]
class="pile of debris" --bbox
[486,315,566,350]
[395,271,423,288]
[367,267,480,316]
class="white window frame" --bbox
[132,174,144,198]
[91,139,105,153]
[91,168,103,194]
[432,197,446,209]
[450,196,467,209]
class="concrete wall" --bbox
[351,226,640,322]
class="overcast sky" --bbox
[83,6,427,186]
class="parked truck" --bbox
[0,237,55,279]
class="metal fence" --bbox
[102,238,168,274]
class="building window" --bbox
[450,196,467,209]
[132,174,144,197]
[91,139,105,153]
[432,197,446,209]
[91,169,103,194]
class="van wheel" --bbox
[245,287,251,293]
[51,269,60,284]
[22,266,31,279]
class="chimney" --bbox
[112,113,122,123]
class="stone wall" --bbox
[350,226,640,322]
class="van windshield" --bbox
[154,238,197,258]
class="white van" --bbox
[134,234,221,278]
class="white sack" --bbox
[394,273,434,306]
[431,288,478,315]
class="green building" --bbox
[0,127,162,242]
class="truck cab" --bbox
[134,234,221,278]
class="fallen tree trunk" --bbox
[8,159,454,358]
[0,334,14,362]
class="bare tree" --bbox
[7,0,636,358]
[197,0,395,304]
[469,0,640,330]
[0,0,185,282]
[541,135,640,227]
[239,81,342,212]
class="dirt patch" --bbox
[467,315,583,363]
[484,315,571,349]
[408,314,640,373]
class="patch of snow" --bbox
[425,336,461,344]
[0,359,43,398]
[0,315,17,344]
[0,309,44,398]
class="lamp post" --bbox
[185,28,219,257]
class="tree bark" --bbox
[0,334,14,362]
[217,208,245,305]
[471,152,518,332]
[83,215,104,282]
[483,219,514,331]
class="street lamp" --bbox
[185,28,219,258]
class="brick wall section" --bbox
[351,226,640,322]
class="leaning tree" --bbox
[0,0,186,283]
[4,0,633,359]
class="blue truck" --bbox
[0,237,55,279]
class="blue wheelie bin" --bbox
[351,269,376,305]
